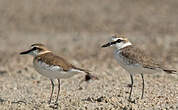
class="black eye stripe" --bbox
[116,39,123,43]
[111,39,123,45]
[111,41,117,45]
[32,47,43,51]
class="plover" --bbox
[20,43,97,105]
[101,33,176,100]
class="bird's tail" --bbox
[74,67,99,81]
[163,69,177,74]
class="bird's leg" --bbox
[129,74,134,100]
[55,79,60,105]
[141,73,144,99]
[48,79,54,104]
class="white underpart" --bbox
[68,69,85,73]
[33,60,81,79]
[114,50,162,75]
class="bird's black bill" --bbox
[101,42,112,48]
[101,41,116,48]
[101,39,124,48]
[20,48,33,55]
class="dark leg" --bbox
[129,74,134,100]
[55,79,60,104]
[48,79,54,104]
[141,73,144,99]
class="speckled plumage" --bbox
[118,45,176,74]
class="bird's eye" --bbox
[116,39,123,43]
[32,47,37,50]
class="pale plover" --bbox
[101,33,176,100]
[20,43,97,105]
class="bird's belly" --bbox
[33,60,77,79]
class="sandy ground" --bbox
[0,33,177,110]
[0,0,178,110]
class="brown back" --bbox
[35,52,75,71]
[120,45,163,69]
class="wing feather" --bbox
[120,46,162,69]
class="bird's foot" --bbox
[54,102,58,109]
[48,100,52,104]
[49,102,59,109]
[128,98,136,103]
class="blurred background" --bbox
[0,0,178,34]
[0,0,177,69]
[0,0,178,109]
[0,0,178,36]
[0,0,178,59]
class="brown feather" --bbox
[35,52,75,71]
[120,45,176,73]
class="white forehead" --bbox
[31,45,39,48]
[30,45,45,50]
[111,37,125,41]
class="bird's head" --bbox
[101,33,132,50]
[20,43,51,57]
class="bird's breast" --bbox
[114,50,142,74]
